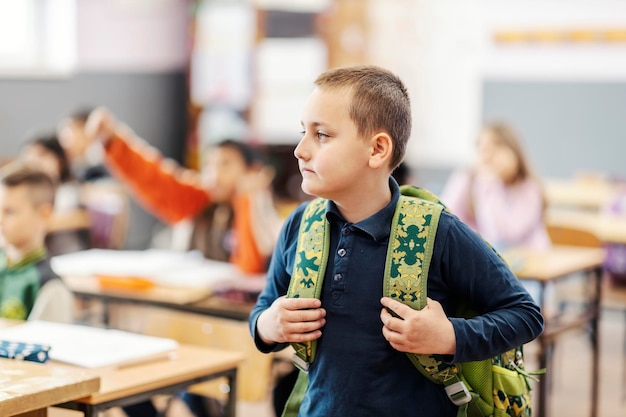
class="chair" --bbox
[28,279,75,323]
[548,224,626,401]
[547,224,602,248]
[83,182,129,250]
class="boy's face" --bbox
[295,87,372,200]
[0,185,50,250]
[202,146,249,203]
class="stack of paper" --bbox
[51,249,240,288]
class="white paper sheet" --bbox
[50,249,240,288]
[0,321,179,368]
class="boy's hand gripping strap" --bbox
[391,187,474,410]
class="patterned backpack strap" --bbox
[287,197,330,371]
[386,188,474,410]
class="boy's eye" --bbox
[299,129,329,141]
[316,132,329,140]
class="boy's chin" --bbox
[300,182,322,199]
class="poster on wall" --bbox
[190,1,255,109]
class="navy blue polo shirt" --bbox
[250,179,544,417]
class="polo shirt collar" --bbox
[326,177,400,242]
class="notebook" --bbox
[0,321,179,368]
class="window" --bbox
[0,0,76,77]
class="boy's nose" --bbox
[294,136,309,161]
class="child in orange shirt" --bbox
[85,108,281,273]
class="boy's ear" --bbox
[368,132,393,170]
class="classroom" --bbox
[0,1,624,417]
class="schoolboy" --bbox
[250,65,544,417]
[0,164,72,322]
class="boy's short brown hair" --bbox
[314,65,411,169]
[1,164,56,207]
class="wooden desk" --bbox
[64,275,271,402]
[57,344,243,417]
[65,275,215,325]
[548,208,626,244]
[0,359,99,417]
[65,275,255,322]
[505,245,605,417]
[545,178,618,210]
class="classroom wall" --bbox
[0,0,190,249]
[482,81,626,180]
[413,80,626,194]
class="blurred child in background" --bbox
[85,107,282,273]
[0,164,73,322]
[20,135,91,256]
[441,122,550,251]
[57,108,109,182]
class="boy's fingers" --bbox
[281,297,323,311]
[288,318,325,335]
[380,297,415,319]
[380,308,404,333]
[291,309,325,323]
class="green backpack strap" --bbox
[287,197,330,371]
[384,188,474,411]
[283,198,328,417]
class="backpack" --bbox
[283,185,543,417]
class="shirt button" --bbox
[337,248,346,257]
[333,273,343,282]
[341,227,350,236]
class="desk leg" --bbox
[590,267,602,417]
[102,299,110,328]
[225,368,238,417]
[538,281,549,417]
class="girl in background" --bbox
[441,122,551,251]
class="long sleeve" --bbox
[104,132,210,225]
[249,202,305,351]
[433,213,545,363]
